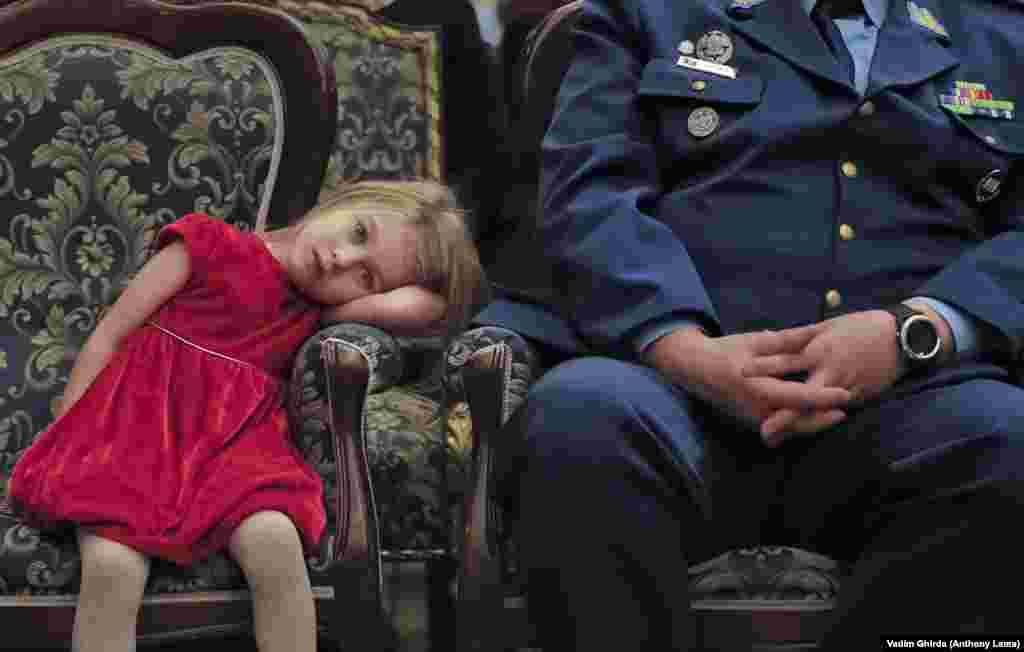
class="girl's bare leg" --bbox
[74,532,150,652]
[229,511,316,652]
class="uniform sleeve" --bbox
[154,213,225,285]
[914,162,1024,366]
[538,0,719,356]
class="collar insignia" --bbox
[908,1,949,39]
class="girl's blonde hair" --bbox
[307,180,489,335]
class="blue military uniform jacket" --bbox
[476,0,1024,382]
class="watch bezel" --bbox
[899,313,942,361]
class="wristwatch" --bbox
[882,304,942,371]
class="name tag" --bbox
[676,55,737,79]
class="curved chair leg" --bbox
[457,343,514,652]
[320,338,394,651]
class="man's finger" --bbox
[789,409,846,434]
[761,408,846,448]
[746,376,851,411]
[749,322,826,355]
[742,353,811,378]
[761,408,799,441]
[804,365,840,393]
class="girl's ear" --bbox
[321,285,447,336]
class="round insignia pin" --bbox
[976,169,1003,203]
[678,40,695,55]
[688,107,720,139]
[696,30,734,64]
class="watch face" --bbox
[904,316,940,359]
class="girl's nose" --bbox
[317,246,343,273]
[329,247,358,269]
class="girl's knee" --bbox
[229,511,304,556]
[231,510,297,542]
[78,532,149,587]
[229,511,309,594]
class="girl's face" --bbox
[286,208,419,306]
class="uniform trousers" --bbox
[495,356,1024,650]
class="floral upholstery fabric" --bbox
[308,4,441,190]
[215,0,444,192]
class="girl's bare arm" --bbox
[57,242,191,417]
[321,285,447,336]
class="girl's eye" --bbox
[352,220,368,244]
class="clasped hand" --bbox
[646,310,905,448]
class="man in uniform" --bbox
[483,0,1024,648]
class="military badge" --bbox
[688,107,720,138]
[976,169,1004,203]
[728,0,768,18]
[907,1,949,38]
[940,81,1015,120]
[696,30,734,64]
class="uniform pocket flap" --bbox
[940,105,1024,156]
[637,58,763,105]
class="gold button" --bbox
[691,80,707,91]
[825,289,842,309]
[839,224,855,241]
[841,161,859,178]
[858,101,875,117]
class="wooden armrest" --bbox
[445,327,542,652]
[320,337,378,571]
[316,336,396,652]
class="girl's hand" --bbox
[322,285,447,336]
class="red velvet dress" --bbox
[8,213,326,565]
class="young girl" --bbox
[7,180,488,652]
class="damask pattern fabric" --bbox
[170,0,444,188]
[287,1,443,191]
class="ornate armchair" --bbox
[0,0,401,648]
[444,3,847,651]
[270,1,506,648]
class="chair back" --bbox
[521,0,584,144]
[0,0,335,484]
[486,0,583,303]
[299,2,443,190]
